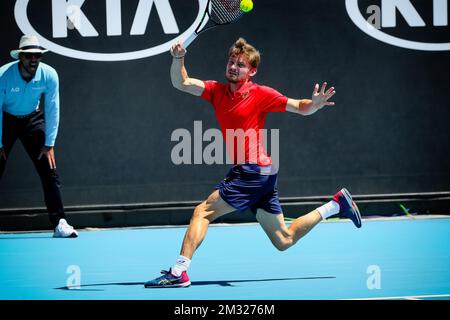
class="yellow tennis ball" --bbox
[240,0,253,13]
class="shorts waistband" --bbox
[235,164,278,175]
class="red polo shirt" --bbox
[201,80,287,166]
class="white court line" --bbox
[346,293,450,300]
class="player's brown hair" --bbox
[228,38,260,68]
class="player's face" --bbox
[19,52,42,76]
[225,54,256,84]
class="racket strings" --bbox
[210,0,243,24]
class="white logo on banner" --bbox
[14,0,207,61]
[346,0,450,51]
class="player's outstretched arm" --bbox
[286,82,336,116]
[170,42,205,96]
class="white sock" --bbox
[317,200,340,220]
[171,255,191,277]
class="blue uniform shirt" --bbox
[0,61,60,148]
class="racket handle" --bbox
[183,33,198,48]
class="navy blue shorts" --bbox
[215,164,282,215]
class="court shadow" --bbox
[0,236,54,240]
[191,276,336,287]
[54,282,144,291]
[54,276,335,290]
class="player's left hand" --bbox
[311,82,336,110]
[170,41,187,58]
[38,146,56,169]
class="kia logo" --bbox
[14,0,208,61]
[346,0,450,51]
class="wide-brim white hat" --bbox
[10,35,49,59]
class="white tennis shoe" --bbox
[53,219,78,238]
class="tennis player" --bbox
[145,38,361,288]
[0,35,78,238]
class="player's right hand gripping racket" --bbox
[183,0,245,48]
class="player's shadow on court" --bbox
[191,276,335,287]
[54,276,335,291]
[55,282,144,291]
[0,236,54,239]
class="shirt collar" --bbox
[32,64,42,82]
[226,80,254,98]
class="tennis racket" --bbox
[183,0,246,47]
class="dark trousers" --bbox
[0,111,66,228]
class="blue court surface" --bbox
[0,217,449,300]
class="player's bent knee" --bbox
[192,204,206,218]
[273,242,289,252]
[272,237,293,252]
[192,203,214,222]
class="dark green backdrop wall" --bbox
[1,0,449,209]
